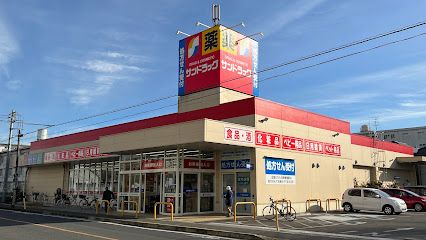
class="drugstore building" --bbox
[25,24,417,215]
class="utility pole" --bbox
[12,129,23,207]
[1,110,16,203]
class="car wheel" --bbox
[383,205,394,215]
[343,203,353,212]
[414,203,424,212]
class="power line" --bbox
[20,31,426,143]
[10,19,426,142]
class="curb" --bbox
[0,205,270,240]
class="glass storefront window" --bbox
[120,162,130,171]
[164,172,176,193]
[130,173,140,193]
[113,162,119,193]
[236,172,250,198]
[120,174,129,193]
[200,173,214,212]
[131,161,140,171]
[201,173,214,193]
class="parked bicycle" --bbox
[262,196,296,221]
[79,195,99,208]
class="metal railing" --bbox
[154,202,174,221]
[325,198,340,212]
[96,200,111,215]
[120,200,139,218]
[305,199,322,212]
[233,202,256,222]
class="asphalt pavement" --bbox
[0,209,231,240]
[205,211,426,239]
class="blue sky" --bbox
[0,0,426,143]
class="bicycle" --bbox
[79,195,99,208]
[262,196,296,221]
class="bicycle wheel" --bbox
[79,199,89,207]
[109,199,117,210]
[262,205,277,220]
[90,199,98,208]
[283,206,296,221]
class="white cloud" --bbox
[96,51,149,63]
[67,75,123,105]
[399,101,426,108]
[46,57,144,74]
[5,79,21,90]
[83,60,143,73]
[350,108,426,125]
[0,19,18,66]
[327,62,426,88]
[301,92,379,108]
[258,0,325,37]
[46,50,147,105]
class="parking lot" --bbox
[206,211,426,239]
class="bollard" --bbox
[326,198,340,213]
[233,202,256,223]
[120,201,139,218]
[96,200,111,215]
[305,199,322,212]
[154,202,174,221]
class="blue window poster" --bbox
[265,157,296,184]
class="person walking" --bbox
[102,187,114,213]
[224,185,234,217]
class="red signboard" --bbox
[184,159,215,169]
[255,131,281,148]
[44,146,107,163]
[304,140,324,154]
[224,127,254,144]
[178,25,259,96]
[141,159,164,170]
[324,143,341,156]
[166,197,175,213]
[282,136,304,151]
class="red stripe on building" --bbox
[255,98,351,134]
[30,97,257,150]
[351,134,413,155]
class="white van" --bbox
[342,188,407,215]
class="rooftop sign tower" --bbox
[178,4,259,97]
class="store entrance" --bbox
[145,172,161,213]
[182,173,198,213]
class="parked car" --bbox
[403,186,426,197]
[380,188,426,212]
[342,188,407,215]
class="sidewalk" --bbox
[0,203,275,240]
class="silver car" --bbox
[342,188,407,215]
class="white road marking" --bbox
[383,227,414,233]
[207,222,397,240]
[100,221,234,239]
[302,217,333,225]
[293,220,312,227]
[340,230,358,234]
[0,209,231,240]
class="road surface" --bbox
[0,209,231,240]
